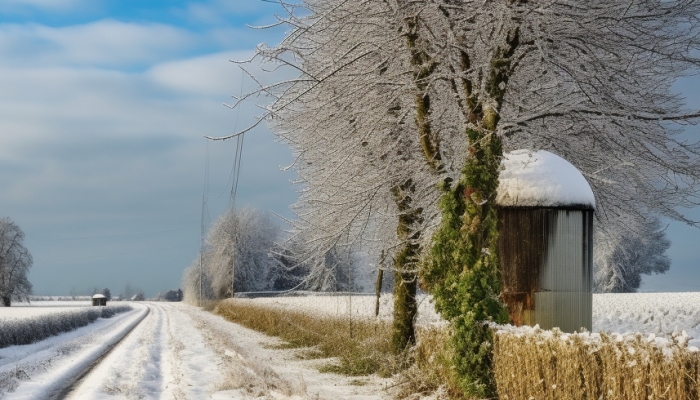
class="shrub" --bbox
[0,305,132,348]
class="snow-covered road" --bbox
[0,303,390,400]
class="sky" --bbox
[0,0,298,297]
[0,1,697,297]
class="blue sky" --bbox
[0,0,697,297]
[0,0,297,296]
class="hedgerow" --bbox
[0,305,132,348]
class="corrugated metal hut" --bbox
[496,150,595,333]
[92,293,107,306]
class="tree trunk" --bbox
[2,296,10,307]
[392,259,417,353]
[391,179,422,353]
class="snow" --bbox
[230,294,443,327]
[0,304,148,399]
[497,149,596,208]
[492,292,700,357]
[0,301,91,320]
[92,294,106,299]
[0,302,391,399]
[3,293,700,399]
[593,292,700,348]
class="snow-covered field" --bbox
[593,292,700,348]
[233,293,442,326]
[2,293,700,399]
[235,292,700,346]
[0,301,92,321]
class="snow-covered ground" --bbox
[0,302,390,399]
[0,301,92,320]
[232,294,442,326]
[235,292,700,346]
[2,293,700,399]
[593,292,700,347]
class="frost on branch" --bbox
[234,0,700,296]
[594,215,671,293]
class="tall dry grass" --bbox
[214,299,398,376]
[493,328,700,399]
[213,300,700,400]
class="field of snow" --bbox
[231,293,443,326]
[593,292,700,348]
[0,301,92,321]
[234,292,700,346]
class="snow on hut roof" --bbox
[496,149,595,209]
[92,294,106,299]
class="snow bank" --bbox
[497,149,595,208]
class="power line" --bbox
[200,140,211,305]
[204,69,247,300]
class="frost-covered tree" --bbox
[595,216,671,293]
[181,258,213,304]
[205,207,279,296]
[102,288,112,301]
[182,207,281,302]
[0,217,33,306]
[234,0,700,394]
[131,290,145,301]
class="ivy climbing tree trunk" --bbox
[422,19,521,398]
[423,128,509,397]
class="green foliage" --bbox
[422,128,509,398]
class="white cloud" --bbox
[182,0,282,25]
[0,7,297,296]
[0,20,200,68]
[0,0,88,13]
[148,51,249,96]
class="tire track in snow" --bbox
[65,302,227,399]
[64,303,168,399]
[0,304,149,400]
[158,302,224,399]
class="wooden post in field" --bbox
[375,251,385,317]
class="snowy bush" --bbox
[0,305,131,348]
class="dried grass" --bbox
[493,328,700,400]
[216,300,700,399]
[214,300,398,376]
